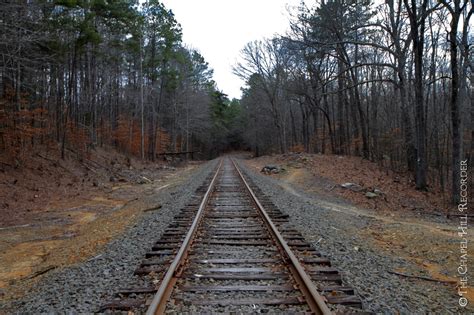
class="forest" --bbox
[0,0,238,162]
[0,0,473,205]
[235,0,473,204]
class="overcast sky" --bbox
[160,0,299,99]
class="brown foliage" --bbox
[113,116,171,158]
[289,144,305,153]
[0,86,50,161]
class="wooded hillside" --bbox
[235,0,472,204]
[0,0,237,163]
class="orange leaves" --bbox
[113,115,133,153]
[157,127,171,154]
[113,116,171,158]
[349,136,362,153]
[14,108,48,118]
[0,83,173,161]
[289,144,305,153]
[0,100,50,159]
[310,128,331,153]
[66,122,89,156]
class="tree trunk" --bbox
[405,0,428,190]
[447,3,461,203]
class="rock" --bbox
[272,167,285,174]
[109,176,117,182]
[136,176,152,184]
[373,188,384,195]
[263,164,278,171]
[261,165,283,174]
[365,192,378,199]
[341,182,363,192]
[160,165,176,171]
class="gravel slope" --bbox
[2,159,218,314]
[236,159,463,315]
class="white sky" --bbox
[160,0,299,99]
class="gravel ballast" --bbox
[2,159,219,314]
[236,159,463,314]
[2,157,465,314]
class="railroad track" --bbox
[101,158,365,314]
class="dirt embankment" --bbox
[0,147,200,300]
[0,147,177,228]
[247,153,454,216]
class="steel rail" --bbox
[231,158,332,315]
[146,159,223,315]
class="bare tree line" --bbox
[235,0,473,203]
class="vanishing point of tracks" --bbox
[101,158,365,314]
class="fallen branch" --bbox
[156,151,198,156]
[82,163,99,174]
[87,254,103,262]
[155,184,170,191]
[125,197,139,206]
[143,205,162,212]
[26,265,57,280]
[388,270,457,284]
[326,184,336,192]
[36,153,73,174]
[109,197,139,213]
[36,153,57,164]
[141,176,152,183]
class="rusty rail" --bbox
[231,158,332,315]
[126,157,365,314]
[145,159,223,315]
[145,158,332,315]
